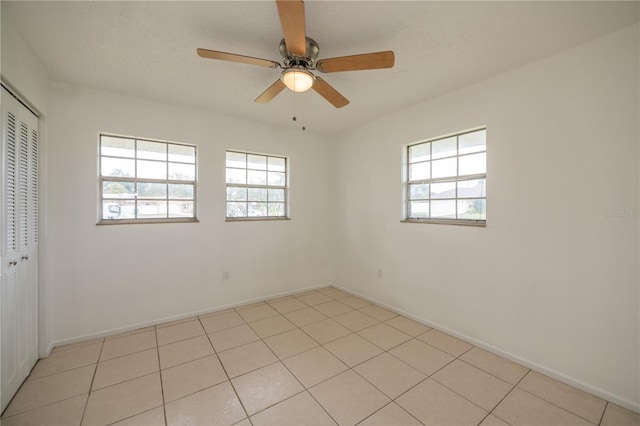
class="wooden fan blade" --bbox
[255,79,286,103]
[312,77,349,108]
[276,0,306,57]
[316,51,395,73]
[197,48,280,68]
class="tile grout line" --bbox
[104,406,164,426]
[515,383,603,425]
[485,369,532,426]
[78,337,105,425]
[293,309,427,424]
[455,355,528,388]
[598,402,609,426]
[152,325,169,426]
[233,290,349,422]
[344,337,430,425]
[22,360,101,384]
[78,330,162,424]
[51,338,104,354]
[248,291,348,425]
[355,400,425,426]
[516,372,608,425]
[1,340,104,419]
[1,369,99,420]
[200,314,253,424]
[383,340,479,416]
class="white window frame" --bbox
[98,134,198,224]
[225,150,289,221]
[404,128,486,226]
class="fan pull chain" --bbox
[292,72,297,122]
[292,91,297,122]
[300,92,306,131]
[290,73,305,131]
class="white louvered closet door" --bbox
[1,86,39,412]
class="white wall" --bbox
[331,24,639,411]
[1,11,49,112]
[47,83,332,344]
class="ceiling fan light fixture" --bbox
[281,68,314,93]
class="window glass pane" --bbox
[459,152,486,176]
[225,150,287,220]
[409,201,429,218]
[103,181,135,198]
[409,183,429,200]
[137,160,167,179]
[458,179,486,198]
[268,172,286,186]
[459,130,486,155]
[100,135,196,223]
[430,181,456,199]
[458,199,486,220]
[248,170,267,185]
[137,200,167,219]
[247,154,267,170]
[405,129,486,224]
[431,200,456,218]
[268,157,286,172]
[248,187,267,201]
[137,182,167,199]
[226,168,246,184]
[169,144,195,163]
[101,136,135,158]
[268,188,285,202]
[227,202,247,218]
[169,163,195,180]
[431,157,457,179]
[268,203,285,216]
[409,143,430,163]
[432,137,456,159]
[169,201,194,218]
[248,202,267,217]
[137,140,167,161]
[102,200,136,220]
[102,157,135,177]
[409,162,430,181]
[226,187,247,201]
[169,184,194,199]
[226,152,246,168]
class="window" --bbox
[226,150,288,220]
[99,134,197,223]
[405,128,486,225]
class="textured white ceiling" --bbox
[4,1,639,135]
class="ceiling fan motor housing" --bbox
[280,37,319,69]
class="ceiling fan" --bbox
[196,0,395,108]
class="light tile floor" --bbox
[2,287,639,426]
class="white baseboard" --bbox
[331,284,640,414]
[50,283,330,348]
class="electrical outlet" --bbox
[223,270,230,280]
[377,268,383,278]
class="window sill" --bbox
[97,218,199,225]
[402,218,486,227]
[226,217,291,222]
